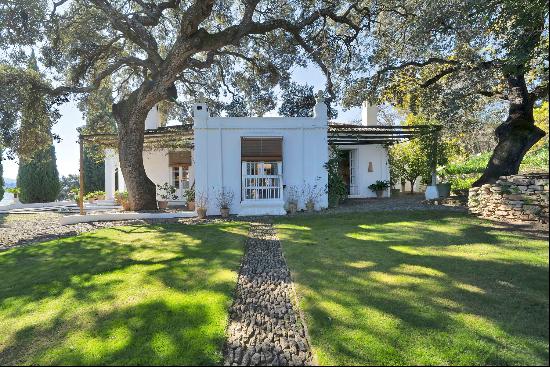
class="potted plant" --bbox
[302,178,323,212]
[286,185,300,214]
[115,191,130,211]
[215,187,234,218]
[184,187,195,211]
[156,183,177,210]
[69,187,81,205]
[195,190,208,219]
[368,180,390,198]
[6,187,21,203]
[436,167,452,198]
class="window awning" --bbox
[169,151,191,166]
[241,137,283,161]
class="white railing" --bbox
[242,175,282,200]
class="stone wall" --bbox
[469,173,549,223]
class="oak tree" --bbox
[344,0,549,185]
[1,0,370,210]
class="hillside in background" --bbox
[2,177,16,188]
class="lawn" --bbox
[275,211,549,366]
[0,222,248,365]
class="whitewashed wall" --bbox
[105,148,194,203]
[193,99,329,216]
[337,144,391,198]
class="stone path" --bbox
[224,222,313,366]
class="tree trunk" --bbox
[474,74,545,186]
[112,91,158,211]
[409,179,416,193]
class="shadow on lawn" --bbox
[278,211,549,365]
[0,222,247,365]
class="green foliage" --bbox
[368,180,391,192]
[83,146,105,193]
[441,144,549,192]
[184,187,195,202]
[223,96,249,117]
[6,187,20,196]
[58,174,79,200]
[0,149,4,201]
[84,190,105,201]
[388,140,430,191]
[17,145,60,203]
[324,146,347,206]
[156,182,177,201]
[278,82,337,118]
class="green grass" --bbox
[0,222,249,365]
[275,211,549,365]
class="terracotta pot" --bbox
[306,201,315,212]
[197,207,207,219]
[220,207,230,218]
[375,190,384,198]
[121,200,131,211]
[187,201,195,211]
[288,202,298,214]
[157,200,168,210]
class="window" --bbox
[242,161,282,200]
[171,166,189,199]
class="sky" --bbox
[2,65,362,180]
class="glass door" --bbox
[171,166,189,200]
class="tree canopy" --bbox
[0,0,372,209]
[343,0,549,184]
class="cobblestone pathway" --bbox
[224,222,313,366]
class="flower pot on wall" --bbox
[187,201,195,211]
[197,207,207,219]
[375,190,384,198]
[220,208,230,218]
[157,200,168,210]
[306,201,315,212]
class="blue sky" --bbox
[2,65,362,179]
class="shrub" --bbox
[215,187,234,209]
[156,183,177,201]
[324,146,347,206]
[17,145,61,203]
[368,180,391,192]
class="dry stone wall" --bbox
[468,173,549,223]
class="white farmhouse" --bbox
[104,93,406,216]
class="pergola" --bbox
[77,124,194,214]
[328,123,441,145]
[77,122,441,214]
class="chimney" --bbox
[313,90,328,120]
[145,104,161,130]
[361,101,379,126]
[192,102,209,128]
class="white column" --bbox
[104,149,116,200]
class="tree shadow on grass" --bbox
[0,222,248,365]
[277,211,549,365]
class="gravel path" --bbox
[224,222,313,366]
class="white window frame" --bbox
[241,161,283,201]
[170,166,190,200]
